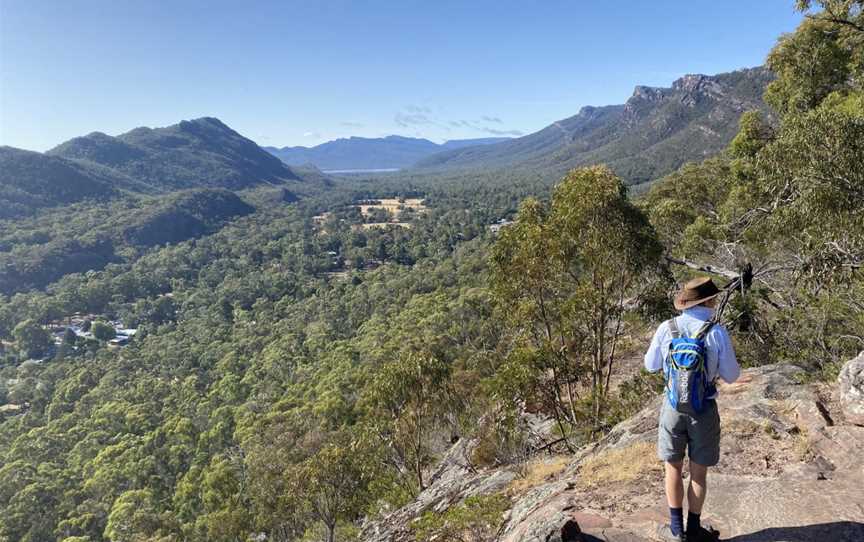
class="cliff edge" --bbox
[361,359,864,541]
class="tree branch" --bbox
[664,256,739,279]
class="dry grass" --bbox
[577,441,660,487]
[721,418,762,436]
[793,426,817,462]
[508,455,571,494]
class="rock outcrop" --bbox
[839,352,864,425]
[360,364,864,542]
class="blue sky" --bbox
[1,1,803,151]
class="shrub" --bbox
[411,494,510,542]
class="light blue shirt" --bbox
[644,306,741,396]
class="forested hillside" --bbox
[0,2,862,541]
[0,189,258,296]
[0,147,121,219]
[48,117,302,191]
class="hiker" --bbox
[644,277,741,542]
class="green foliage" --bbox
[643,1,864,377]
[728,111,775,159]
[104,489,172,542]
[767,1,864,116]
[0,171,516,541]
[0,189,256,296]
[491,166,665,442]
[12,319,52,358]
[362,351,452,494]
[90,321,116,342]
[643,158,733,255]
[765,19,853,115]
[286,439,374,542]
[747,106,864,277]
[469,409,529,469]
[411,494,510,542]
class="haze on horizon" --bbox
[0,0,802,152]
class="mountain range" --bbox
[0,66,771,221]
[0,118,310,219]
[264,136,510,171]
[416,67,774,185]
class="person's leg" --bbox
[658,400,688,539]
[687,461,708,536]
[687,461,708,513]
[686,400,721,539]
[665,461,685,536]
[665,460,685,508]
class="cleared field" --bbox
[356,198,426,219]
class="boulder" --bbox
[838,352,864,425]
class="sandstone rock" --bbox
[500,492,577,542]
[811,425,864,473]
[838,352,864,425]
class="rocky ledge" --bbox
[361,360,864,541]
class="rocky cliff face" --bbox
[839,352,864,425]
[361,360,864,541]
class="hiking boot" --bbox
[656,524,686,542]
[686,524,719,542]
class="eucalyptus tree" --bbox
[491,166,664,443]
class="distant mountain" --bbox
[49,117,301,191]
[265,135,510,170]
[1,118,318,219]
[416,67,774,185]
[0,146,119,219]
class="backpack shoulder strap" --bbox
[667,318,681,339]
[694,321,714,340]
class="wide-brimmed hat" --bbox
[674,277,721,310]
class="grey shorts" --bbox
[657,398,721,466]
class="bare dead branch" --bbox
[664,256,739,279]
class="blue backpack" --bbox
[664,318,716,415]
